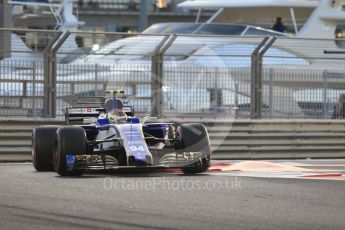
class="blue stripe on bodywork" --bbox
[121,124,152,163]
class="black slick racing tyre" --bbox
[54,126,87,176]
[177,123,211,174]
[32,126,60,171]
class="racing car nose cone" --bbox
[128,155,152,166]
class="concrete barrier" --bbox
[1,118,345,161]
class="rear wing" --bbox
[64,95,136,124]
[65,107,105,125]
[65,97,106,125]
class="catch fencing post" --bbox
[150,34,176,118]
[31,61,36,116]
[322,74,329,119]
[43,32,61,118]
[0,1,11,59]
[268,68,273,119]
[43,31,70,118]
[95,64,99,96]
[250,36,276,119]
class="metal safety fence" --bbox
[0,28,345,119]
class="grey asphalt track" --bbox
[0,163,345,230]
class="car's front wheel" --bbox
[54,127,87,176]
[176,123,211,174]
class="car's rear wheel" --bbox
[32,126,60,171]
[177,123,211,174]
[54,127,87,176]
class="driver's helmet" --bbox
[104,98,127,123]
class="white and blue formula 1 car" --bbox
[32,90,211,176]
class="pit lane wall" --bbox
[1,118,345,162]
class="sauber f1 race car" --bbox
[32,90,211,176]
